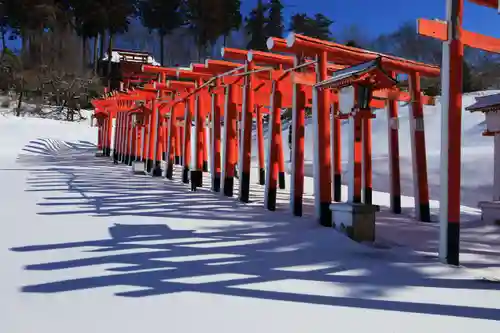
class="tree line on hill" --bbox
[0,0,499,119]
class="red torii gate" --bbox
[268,33,440,226]
[417,0,499,265]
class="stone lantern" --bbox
[466,93,500,225]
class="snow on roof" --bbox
[466,93,500,112]
[102,51,161,66]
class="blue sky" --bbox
[242,0,500,39]
[5,0,500,50]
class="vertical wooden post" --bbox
[265,81,282,211]
[203,124,209,172]
[177,126,184,165]
[150,97,162,176]
[362,114,373,204]
[121,112,129,163]
[240,62,255,203]
[166,107,177,180]
[332,95,342,202]
[144,112,152,171]
[278,126,286,189]
[222,85,238,197]
[127,113,134,165]
[113,113,121,163]
[107,112,114,157]
[211,85,222,192]
[409,72,431,221]
[192,84,205,190]
[97,121,103,151]
[182,99,193,184]
[290,79,306,216]
[256,106,266,185]
[440,0,463,266]
[313,51,333,226]
[388,93,402,213]
[346,86,362,203]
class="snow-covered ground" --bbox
[1,92,500,332]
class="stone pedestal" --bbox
[329,202,378,242]
[478,201,500,226]
[95,149,104,157]
[132,161,145,175]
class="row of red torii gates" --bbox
[91,11,469,266]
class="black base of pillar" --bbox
[391,195,402,214]
[203,161,209,172]
[259,168,265,185]
[234,167,239,179]
[113,152,119,163]
[123,155,130,164]
[166,162,174,180]
[182,166,189,184]
[293,196,303,217]
[446,222,460,266]
[363,187,372,205]
[104,147,111,156]
[319,202,332,227]
[266,187,277,211]
[190,170,203,191]
[146,159,154,173]
[419,203,431,222]
[278,172,286,190]
[175,156,181,165]
[352,195,361,204]
[212,172,221,192]
[162,152,166,161]
[333,174,342,202]
[223,177,234,197]
[239,171,250,203]
[128,155,134,166]
[152,162,162,177]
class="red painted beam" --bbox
[417,18,500,53]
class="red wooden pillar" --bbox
[114,112,122,163]
[177,126,183,165]
[192,82,205,190]
[256,106,266,185]
[265,81,282,211]
[440,0,463,266]
[409,72,431,222]
[203,124,209,172]
[347,86,363,203]
[278,123,286,189]
[107,111,114,158]
[127,112,134,165]
[313,51,333,226]
[148,98,162,176]
[182,99,193,184]
[362,114,373,204]
[222,84,238,197]
[332,95,342,202]
[388,93,402,214]
[211,84,223,192]
[239,62,255,203]
[166,107,178,180]
[290,82,306,216]
[97,120,103,151]
[143,111,151,166]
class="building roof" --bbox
[466,93,500,112]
